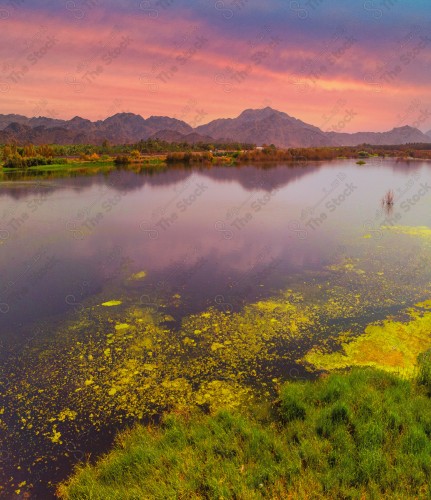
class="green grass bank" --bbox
[59,353,431,499]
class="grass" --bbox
[1,158,167,177]
[1,160,114,172]
[30,161,114,171]
[59,358,431,499]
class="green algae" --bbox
[416,299,431,309]
[382,225,431,238]
[114,323,130,331]
[128,271,147,280]
[101,300,122,307]
[1,293,319,463]
[194,380,252,413]
[303,304,431,376]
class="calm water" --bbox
[1,159,431,497]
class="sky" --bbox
[0,0,430,132]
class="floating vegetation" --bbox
[1,294,319,479]
[382,225,431,239]
[128,271,147,281]
[101,300,123,307]
[303,304,431,376]
[194,381,252,414]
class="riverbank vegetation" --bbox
[59,355,431,499]
[1,141,430,172]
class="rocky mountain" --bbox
[0,108,429,147]
[0,123,85,145]
[426,129,431,139]
[0,113,193,145]
[196,108,430,147]
[0,114,30,130]
[195,107,329,148]
[327,126,430,147]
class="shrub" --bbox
[3,155,67,168]
[114,155,131,165]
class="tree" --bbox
[2,145,13,161]
[23,144,37,157]
[38,144,54,158]
[101,139,111,154]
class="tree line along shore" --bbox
[1,140,431,170]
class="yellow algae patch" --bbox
[181,296,316,383]
[303,306,431,376]
[382,225,431,238]
[1,292,318,449]
[415,300,431,309]
[326,258,366,275]
[143,363,157,371]
[101,300,122,307]
[115,323,130,331]
[195,380,251,413]
[128,271,147,280]
[57,409,77,422]
[49,426,62,444]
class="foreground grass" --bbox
[59,361,431,499]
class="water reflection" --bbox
[0,160,429,342]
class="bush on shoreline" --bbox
[166,151,213,164]
[3,155,68,169]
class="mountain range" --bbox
[0,107,429,147]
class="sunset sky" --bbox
[0,0,430,132]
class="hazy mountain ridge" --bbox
[326,126,430,147]
[0,113,193,145]
[0,108,429,147]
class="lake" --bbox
[1,159,431,498]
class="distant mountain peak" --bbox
[70,116,88,122]
[109,112,142,118]
[391,125,417,132]
[238,107,286,119]
[195,106,323,147]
